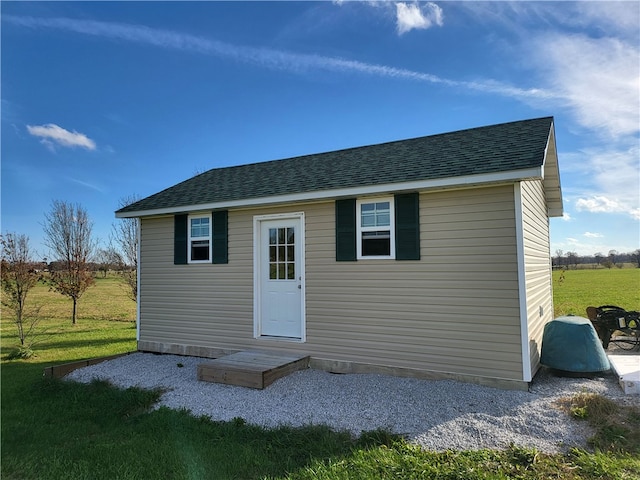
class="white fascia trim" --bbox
[514,183,532,382]
[116,167,542,218]
[541,125,564,216]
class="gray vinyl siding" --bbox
[138,184,523,382]
[519,179,553,379]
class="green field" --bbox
[1,271,639,479]
[553,268,640,317]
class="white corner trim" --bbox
[136,218,141,342]
[116,167,542,218]
[514,183,532,382]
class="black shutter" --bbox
[174,214,188,265]
[395,193,420,260]
[335,199,356,261]
[212,210,228,264]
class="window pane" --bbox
[361,203,375,212]
[361,201,391,227]
[287,228,294,244]
[287,246,294,262]
[278,228,286,244]
[269,246,276,262]
[361,231,391,256]
[269,228,277,245]
[191,240,210,261]
[278,263,285,280]
[278,246,285,262]
[270,263,277,280]
[361,213,375,227]
[377,213,390,226]
[191,219,200,237]
[191,217,210,238]
[287,263,295,280]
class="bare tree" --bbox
[594,252,603,269]
[111,195,139,303]
[554,249,564,269]
[632,249,640,269]
[95,247,121,278]
[1,233,43,356]
[42,201,97,324]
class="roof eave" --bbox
[541,122,564,217]
[115,167,543,218]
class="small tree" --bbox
[554,249,564,269]
[43,201,97,324]
[594,252,603,269]
[0,233,42,357]
[111,195,139,303]
[566,251,579,270]
[95,248,121,278]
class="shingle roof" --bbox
[117,116,554,215]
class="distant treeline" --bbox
[553,249,640,269]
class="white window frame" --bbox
[356,196,395,260]
[188,213,212,264]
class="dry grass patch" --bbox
[556,391,640,453]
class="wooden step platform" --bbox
[197,351,309,389]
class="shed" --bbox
[116,116,563,390]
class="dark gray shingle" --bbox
[117,116,553,214]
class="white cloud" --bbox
[561,212,572,222]
[569,145,640,220]
[67,177,104,193]
[4,15,555,104]
[583,232,603,238]
[453,3,639,139]
[576,196,627,214]
[27,123,96,151]
[395,2,443,35]
[576,2,639,36]
[533,33,639,138]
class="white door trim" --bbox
[253,212,306,342]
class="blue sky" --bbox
[2,1,639,260]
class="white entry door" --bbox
[255,213,305,340]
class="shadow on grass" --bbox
[29,336,136,354]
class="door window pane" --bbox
[287,263,295,280]
[268,226,296,280]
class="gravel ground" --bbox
[66,351,639,453]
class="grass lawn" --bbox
[552,268,640,317]
[2,272,639,479]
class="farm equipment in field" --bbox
[586,305,640,351]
